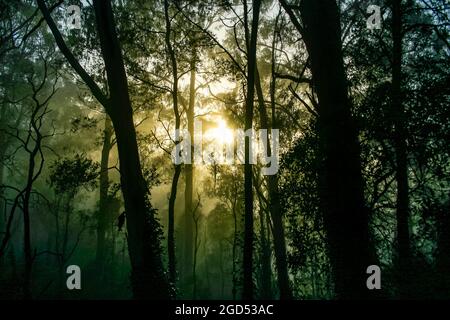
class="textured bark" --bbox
[298,0,374,299]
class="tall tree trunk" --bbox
[436,197,450,297]
[92,0,169,299]
[298,0,374,299]
[95,115,113,273]
[219,240,225,298]
[392,0,411,298]
[23,151,36,300]
[168,164,181,286]
[258,198,272,299]
[22,97,45,299]
[254,67,292,299]
[38,0,170,299]
[192,211,200,299]
[242,0,261,300]
[164,0,181,289]
[183,57,196,286]
[232,194,238,300]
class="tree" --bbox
[242,0,262,300]
[37,0,169,299]
[48,153,99,296]
[95,115,113,274]
[391,0,411,297]
[281,0,376,298]
[164,0,182,288]
[253,10,292,298]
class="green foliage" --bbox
[48,154,99,194]
[1,0,449,300]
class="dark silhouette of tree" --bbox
[281,0,376,298]
[183,51,195,290]
[242,0,262,300]
[0,54,58,299]
[0,0,449,302]
[253,16,293,298]
[95,116,113,275]
[37,0,169,299]
[164,0,182,289]
[391,0,412,298]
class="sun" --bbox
[206,118,234,145]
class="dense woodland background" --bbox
[0,0,449,300]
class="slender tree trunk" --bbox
[392,0,411,298]
[242,0,261,300]
[96,115,113,273]
[184,57,196,285]
[22,102,45,299]
[110,218,117,280]
[219,240,225,298]
[254,67,292,299]
[232,196,238,300]
[258,201,272,299]
[192,212,200,299]
[164,0,181,289]
[23,154,35,300]
[299,0,375,299]
[203,224,211,296]
[168,164,181,286]
[54,198,60,258]
[61,194,73,261]
[93,0,169,299]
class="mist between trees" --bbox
[0,0,449,300]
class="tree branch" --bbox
[36,0,110,110]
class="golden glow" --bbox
[205,118,234,145]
